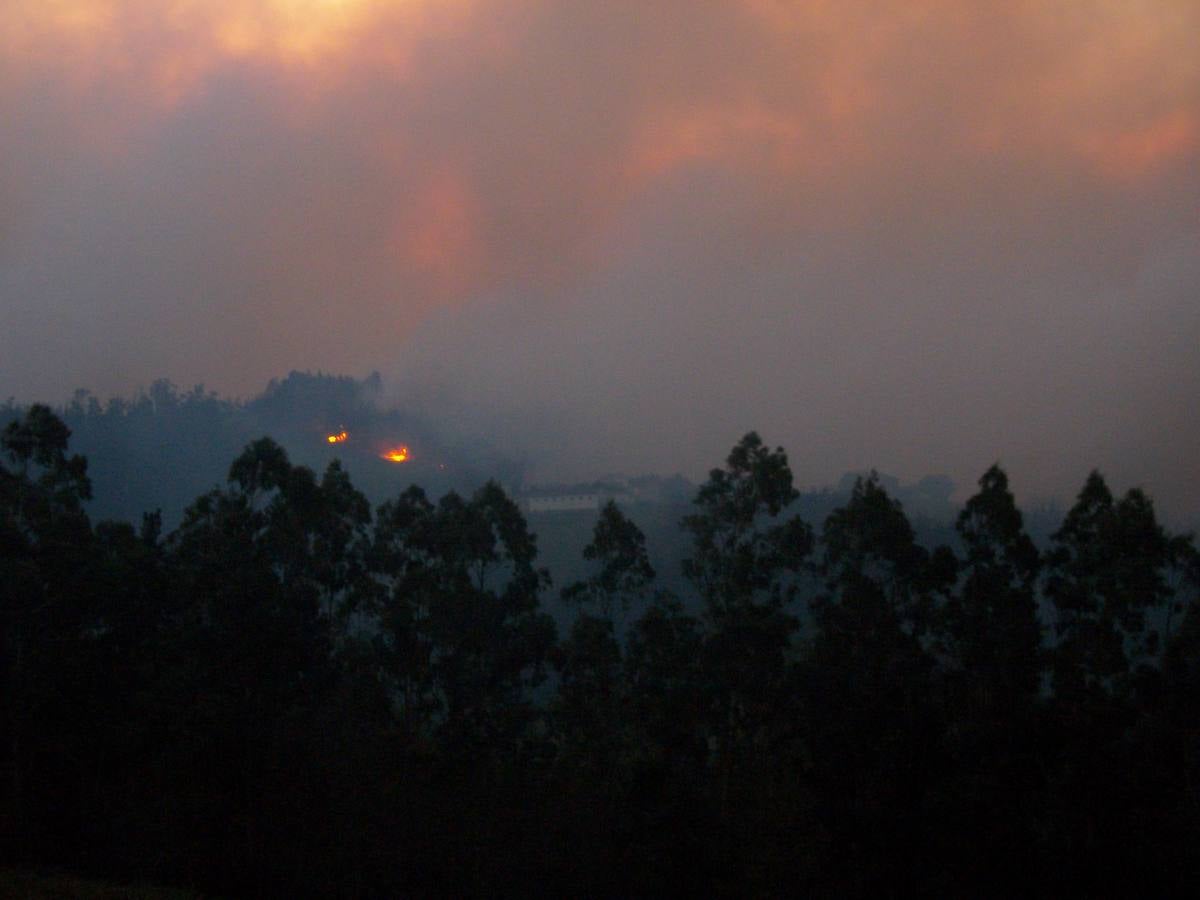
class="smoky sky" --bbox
[2,1,1198,516]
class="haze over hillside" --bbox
[4,371,1020,514]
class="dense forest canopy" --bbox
[2,405,1198,897]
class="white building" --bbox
[526,492,604,513]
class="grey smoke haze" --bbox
[1,1,1197,517]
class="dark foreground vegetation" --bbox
[2,407,1198,897]
[0,867,203,899]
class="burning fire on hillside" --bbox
[325,429,409,464]
[380,446,409,463]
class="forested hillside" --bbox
[2,372,523,530]
[2,410,1197,897]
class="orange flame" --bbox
[380,445,409,463]
[326,430,349,444]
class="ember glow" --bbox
[380,446,409,463]
[326,430,349,444]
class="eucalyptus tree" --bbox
[1045,471,1175,704]
[0,406,94,856]
[681,432,813,802]
[805,473,955,893]
[555,501,655,773]
[562,499,656,622]
[371,481,556,753]
[942,464,1042,717]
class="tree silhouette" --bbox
[372,481,555,755]
[1046,471,1174,703]
[0,406,95,860]
[561,499,655,623]
[679,429,813,872]
[931,464,1044,891]
[554,501,654,774]
[942,464,1042,715]
[805,473,951,893]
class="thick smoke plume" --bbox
[2,1,1197,515]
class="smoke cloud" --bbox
[2,1,1197,515]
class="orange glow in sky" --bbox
[2,1,1193,317]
